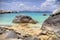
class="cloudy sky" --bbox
[0,0,60,11]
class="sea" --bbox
[0,12,51,25]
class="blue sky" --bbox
[0,0,60,11]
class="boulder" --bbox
[13,15,38,24]
[5,30,18,39]
[0,27,6,34]
[23,35,39,40]
[42,9,60,37]
[53,8,60,14]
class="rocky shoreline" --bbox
[0,9,60,40]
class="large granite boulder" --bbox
[53,8,60,14]
[5,30,18,39]
[42,9,60,37]
[0,30,18,39]
[13,15,38,24]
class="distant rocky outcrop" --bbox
[43,14,47,16]
[13,15,38,24]
[42,9,60,37]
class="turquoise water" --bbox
[0,13,51,25]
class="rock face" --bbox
[0,27,5,34]
[42,9,60,37]
[13,15,38,24]
[53,8,60,14]
[5,30,18,39]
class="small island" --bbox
[0,10,19,14]
[0,10,52,14]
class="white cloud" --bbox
[47,0,56,1]
[19,4,24,6]
[0,0,58,11]
[0,2,40,11]
[40,0,57,11]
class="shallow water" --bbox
[0,13,51,25]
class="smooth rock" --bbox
[0,27,5,34]
[1,30,19,39]
[42,9,60,38]
[13,15,38,24]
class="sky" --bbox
[0,0,60,11]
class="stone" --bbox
[33,37,39,40]
[23,35,39,40]
[0,27,6,34]
[42,9,60,39]
[13,15,38,24]
[6,38,23,40]
[53,8,60,14]
[43,14,47,16]
[5,30,18,39]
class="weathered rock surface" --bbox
[0,24,58,40]
[5,31,18,39]
[42,11,60,33]
[53,8,60,14]
[42,9,60,40]
[0,27,5,34]
[13,15,38,24]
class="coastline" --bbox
[0,10,52,14]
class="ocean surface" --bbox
[0,13,51,25]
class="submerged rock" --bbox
[13,15,38,24]
[43,14,47,16]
